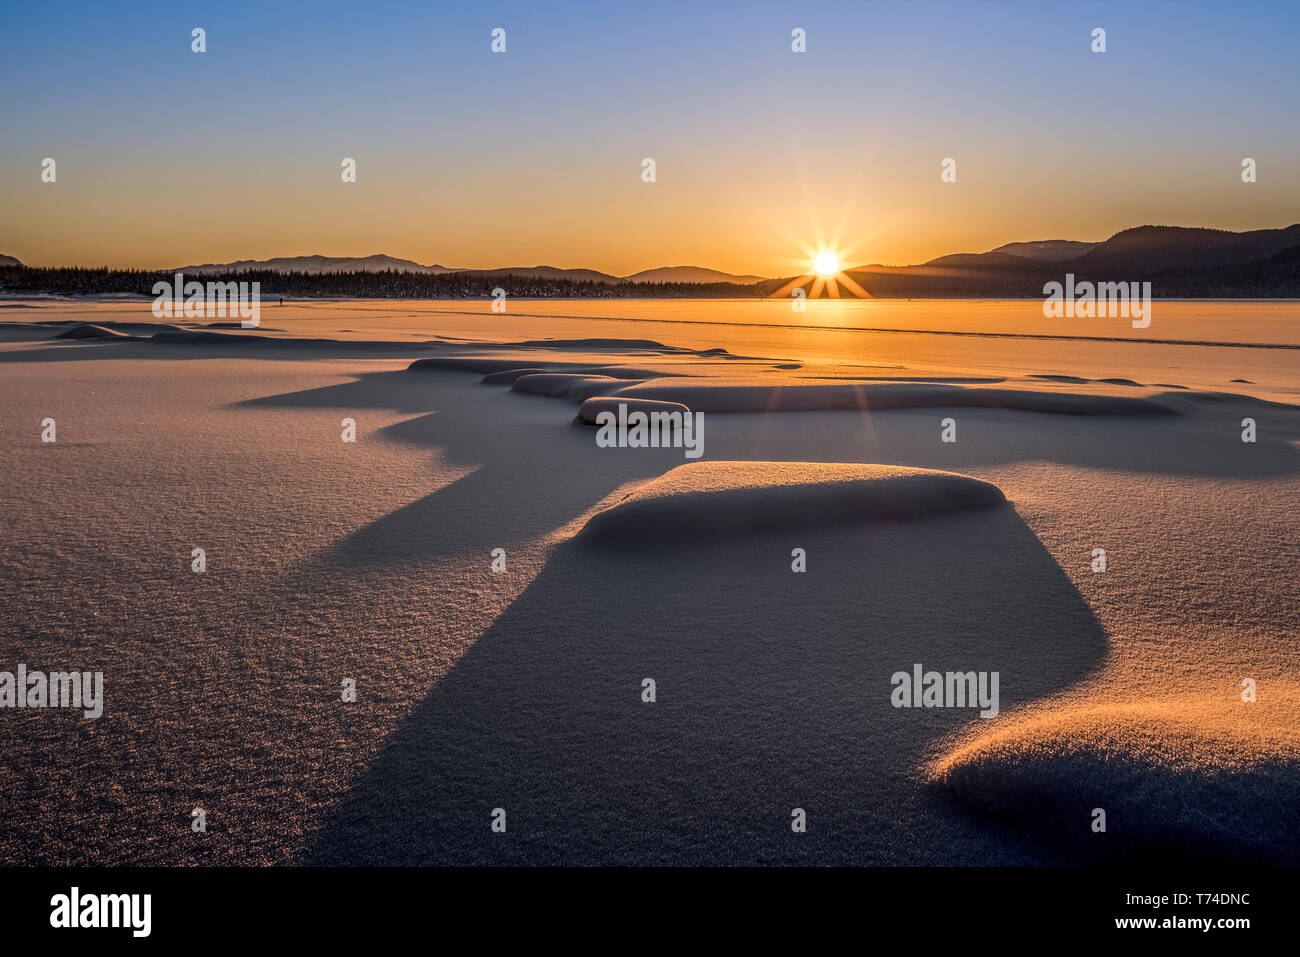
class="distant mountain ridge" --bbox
[172,255,767,285]
[465,265,622,283]
[829,224,1300,298]
[861,225,1300,275]
[624,266,768,284]
[986,240,1097,262]
[177,254,452,275]
[7,224,1300,297]
[1067,224,1300,274]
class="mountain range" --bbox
[163,224,1300,294]
[4,224,1300,296]
[824,225,1300,298]
[168,254,766,285]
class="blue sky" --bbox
[2,0,1297,272]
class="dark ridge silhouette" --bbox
[824,225,1300,298]
[0,266,767,299]
[6,225,1300,299]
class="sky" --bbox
[2,0,1298,275]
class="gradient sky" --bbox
[2,0,1298,275]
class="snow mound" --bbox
[577,461,1006,545]
[612,379,1180,415]
[577,397,692,426]
[929,696,1300,862]
[53,323,132,339]
[511,373,630,401]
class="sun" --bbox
[768,243,871,301]
[813,251,839,277]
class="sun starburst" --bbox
[770,245,871,301]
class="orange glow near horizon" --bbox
[767,242,872,301]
